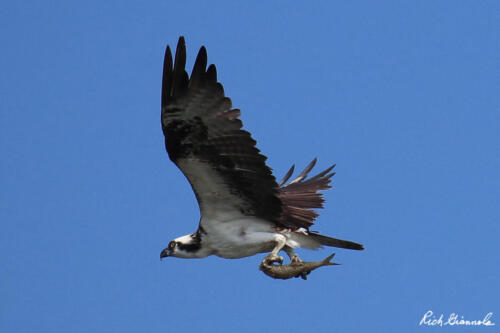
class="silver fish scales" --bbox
[259,253,339,280]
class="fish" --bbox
[259,253,339,280]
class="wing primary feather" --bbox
[161,45,173,108]
[172,36,188,97]
[190,46,207,86]
[278,165,295,187]
[289,158,317,184]
[308,164,335,182]
[206,64,217,83]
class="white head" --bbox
[160,233,211,259]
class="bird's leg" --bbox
[284,246,303,264]
[284,246,310,279]
[263,234,286,265]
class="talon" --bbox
[291,255,303,264]
[263,254,284,265]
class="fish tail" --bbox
[322,253,340,266]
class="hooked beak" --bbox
[160,248,171,259]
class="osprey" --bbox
[160,37,363,265]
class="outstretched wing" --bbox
[161,37,282,223]
[277,159,335,228]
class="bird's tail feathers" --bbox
[310,233,364,250]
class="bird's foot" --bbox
[290,254,303,264]
[263,254,284,266]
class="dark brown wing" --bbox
[161,37,282,223]
[278,159,335,228]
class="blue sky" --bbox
[1,1,499,332]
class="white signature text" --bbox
[419,310,495,327]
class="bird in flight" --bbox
[160,37,363,266]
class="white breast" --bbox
[200,215,278,259]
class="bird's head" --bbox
[160,234,206,259]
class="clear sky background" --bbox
[1,1,499,332]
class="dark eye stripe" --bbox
[177,242,201,253]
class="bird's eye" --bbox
[169,241,176,248]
